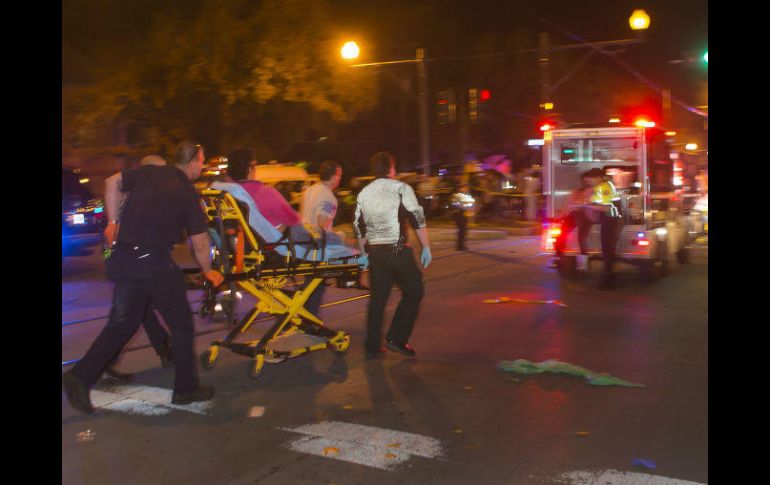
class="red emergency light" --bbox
[634,118,656,128]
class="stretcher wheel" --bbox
[331,335,351,357]
[200,347,219,370]
[199,303,213,318]
[249,355,265,379]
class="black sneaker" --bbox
[385,340,416,357]
[157,339,174,368]
[102,366,135,382]
[62,371,95,415]
[171,385,215,405]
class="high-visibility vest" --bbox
[590,180,620,205]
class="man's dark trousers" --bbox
[365,245,424,353]
[599,212,623,273]
[72,246,198,394]
[109,304,169,367]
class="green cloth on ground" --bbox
[497,359,644,387]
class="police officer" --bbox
[62,142,223,414]
[354,151,432,359]
[583,167,623,290]
[450,183,474,251]
[101,154,174,382]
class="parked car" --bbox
[62,167,105,255]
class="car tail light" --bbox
[542,221,563,251]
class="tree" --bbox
[62,0,379,157]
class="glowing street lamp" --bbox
[685,143,698,151]
[340,41,360,60]
[629,9,651,31]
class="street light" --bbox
[629,9,651,30]
[685,143,698,151]
[341,42,431,176]
[341,41,360,60]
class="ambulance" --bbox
[541,123,693,280]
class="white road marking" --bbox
[540,469,707,485]
[281,420,444,470]
[90,385,213,416]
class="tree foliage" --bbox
[62,0,379,155]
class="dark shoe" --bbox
[365,347,386,360]
[171,385,215,405]
[62,371,95,415]
[157,339,173,368]
[102,366,135,382]
[385,340,416,357]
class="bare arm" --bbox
[190,232,213,274]
[414,227,430,250]
[105,172,123,222]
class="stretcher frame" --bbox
[198,189,362,378]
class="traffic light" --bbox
[539,120,555,132]
[436,88,456,125]
[478,88,491,123]
[468,87,491,124]
[468,88,478,123]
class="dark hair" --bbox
[319,160,341,181]
[582,168,605,179]
[227,147,255,181]
[370,151,395,178]
[176,141,202,165]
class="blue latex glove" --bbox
[421,247,432,269]
[357,254,369,270]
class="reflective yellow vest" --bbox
[590,180,619,205]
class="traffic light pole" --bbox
[351,48,431,176]
[416,48,431,176]
[539,32,551,115]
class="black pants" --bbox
[73,246,198,393]
[366,245,424,353]
[453,212,468,249]
[108,304,169,367]
[555,209,623,273]
[598,213,623,274]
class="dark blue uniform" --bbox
[72,165,208,394]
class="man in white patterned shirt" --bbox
[354,151,432,359]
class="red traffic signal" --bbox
[539,121,555,132]
[479,89,491,102]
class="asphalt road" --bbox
[62,227,708,485]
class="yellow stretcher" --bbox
[198,188,364,379]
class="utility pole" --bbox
[662,88,672,128]
[539,32,551,114]
[416,47,431,176]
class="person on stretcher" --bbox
[212,148,359,261]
